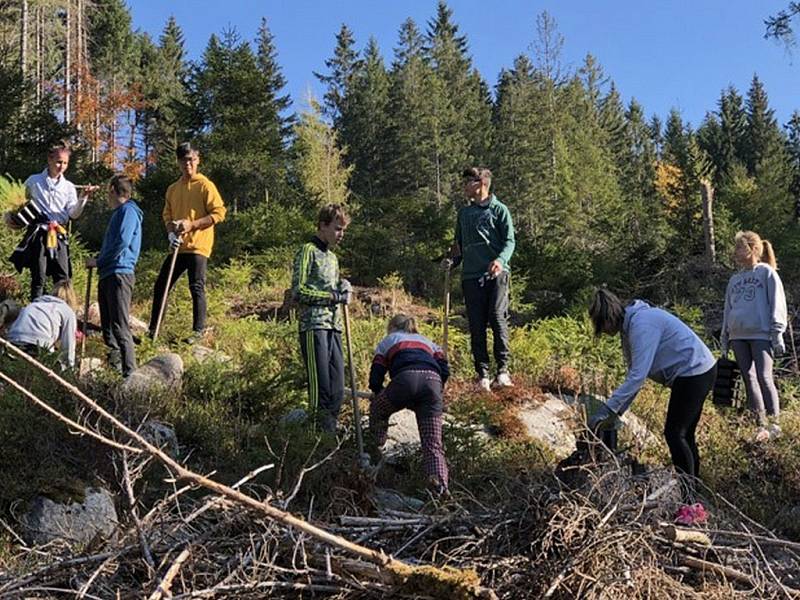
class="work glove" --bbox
[333,279,352,305]
[587,403,617,433]
[772,333,786,357]
[168,232,182,250]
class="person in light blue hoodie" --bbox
[5,280,78,368]
[588,289,717,484]
[85,175,142,377]
[721,231,787,440]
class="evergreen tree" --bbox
[744,74,781,176]
[424,0,492,166]
[598,83,627,177]
[713,86,747,176]
[314,24,358,124]
[785,110,800,220]
[492,54,543,237]
[662,109,690,171]
[340,37,391,198]
[255,18,292,161]
[290,98,353,210]
[386,17,458,205]
[187,27,290,210]
[144,16,189,163]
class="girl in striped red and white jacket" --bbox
[368,314,450,494]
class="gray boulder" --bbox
[373,410,421,462]
[122,353,183,397]
[141,420,179,457]
[23,487,117,546]
[516,395,578,458]
[280,408,309,426]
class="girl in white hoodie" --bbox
[721,231,787,440]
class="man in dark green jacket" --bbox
[445,168,516,392]
[291,204,351,432]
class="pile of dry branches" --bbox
[1,340,800,599]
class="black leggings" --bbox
[663,364,716,479]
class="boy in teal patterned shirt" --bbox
[291,204,352,432]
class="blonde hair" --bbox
[388,313,418,334]
[734,230,777,270]
[53,280,78,310]
[588,289,625,336]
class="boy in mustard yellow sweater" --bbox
[148,142,226,341]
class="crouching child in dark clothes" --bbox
[368,314,450,494]
[85,175,142,377]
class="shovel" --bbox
[152,240,181,342]
[79,266,93,372]
[342,304,365,460]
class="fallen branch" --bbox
[148,547,192,600]
[0,339,498,600]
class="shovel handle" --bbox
[343,304,364,456]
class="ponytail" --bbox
[387,313,418,334]
[761,240,778,270]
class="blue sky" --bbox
[128,1,800,128]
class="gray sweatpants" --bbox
[731,339,779,424]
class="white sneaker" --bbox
[494,372,513,387]
[477,377,492,392]
[769,423,782,439]
[754,427,770,443]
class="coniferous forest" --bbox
[3,2,800,598]
[2,1,799,310]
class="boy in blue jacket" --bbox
[85,175,142,377]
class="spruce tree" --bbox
[386,17,457,205]
[340,37,391,198]
[745,74,781,176]
[425,0,491,166]
[314,24,358,124]
[188,27,290,210]
[785,110,800,220]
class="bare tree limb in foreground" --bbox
[0,338,497,599]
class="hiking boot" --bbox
[494,371,513,388]
[476,377,492,392]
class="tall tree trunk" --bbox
[65,0,71,123]
[20,0,29,78]
[700,178,716,265]
[75,0,82,130]
[35,3,42,103]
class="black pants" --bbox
[663,364,717,480]
[149,253,207,334]
[29,233,71,301]
[98,273,136,377]
[299,329,344,432]
[462,271,511,378]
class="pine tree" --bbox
[314,24,358,124]
[290,98,352,210]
